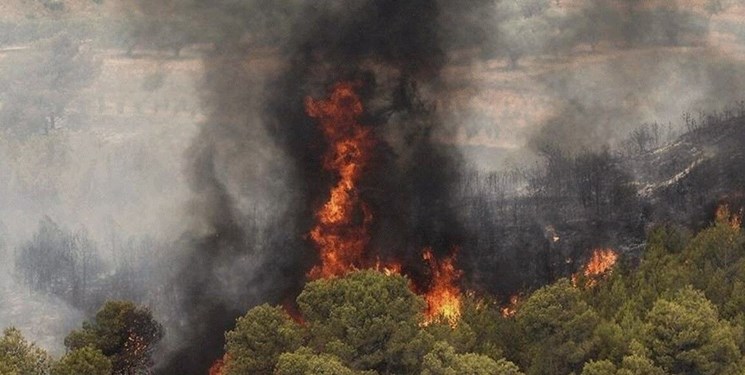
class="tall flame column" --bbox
[305,82,376,279]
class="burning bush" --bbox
[218,270,521,375]
[421,249,463,327]
[572,248,619,288]
[63,301,163,375]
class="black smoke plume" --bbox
[153,1,467,373]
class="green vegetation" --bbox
[225,304,303,374]
[0,301,161,375]
[64,301,163,374]
[275,348,365,375]
[221,271,522,374]
[219,208,745,374]
[4,210,745,374]
[0,327,52,375]
[52,347,111,375]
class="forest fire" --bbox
[208,354,228,375]
[373,258,402,276]
[282,300,306,325]
[573,248,618,287]
[305,82,376,279]
[500,295,520,318]
[716,205,742,230]
[305,82,466,327]
[422,249,463,327]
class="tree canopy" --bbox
[5,209,745,374]
[65,300,163,375]
[0,327,52,375]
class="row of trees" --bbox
[456,100,745,296]
[0,0,730,64]
[454,143,643,296]
[16,217,103,309]
[218,271,523,375]
[0,300,162,375]
[445,0,713,69]
[4,200,744,375]
[14,216,171,313]
[18,0,712,63]
[216,208,745,374]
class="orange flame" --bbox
[208,354,229,375]
[422,248,463,327]
[572,248,618,287]
[500,295,520,318]
[373,257,403,276]
[305,82,376,279]
[304,83,464,328]
[282,300,306,326]
[716,205,742,230]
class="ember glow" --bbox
[208,355,229,375]
[500,295,520,318]
[373,258,403,276]
[422,248,463,327]
[716,205,742,230]
[584,249,618,277]
[306,82,376,279]
[282,300,306,325]
[573,248,618,287]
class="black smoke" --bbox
[154,1,467,373]
[117,1,745,372]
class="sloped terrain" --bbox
[635,114,745,227]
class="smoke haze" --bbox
[3,1,745,373]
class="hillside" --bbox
[635,111,745,227]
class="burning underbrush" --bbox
[571,248,619,288]
[207,82,632,375]
[204,207,742,375]
[302,82,467,326]
[207,255,631,375]
[420,249,463,327]
[209,269,483,375]
[201,82,475,373]
[198,79,639,375]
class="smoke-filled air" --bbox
[3,1,745,374]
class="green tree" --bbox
[516,279,600,375]
[616,354,666,375]
[0,327,52,375]
[581,354,666,375]
[592,321,628,364]
[682,208,744,310]
[581,359,618,375]
[224,304,303,375]
[425,320,476,355]
[456,295,512,360]
[628,225,690,313]
[297,270,429,374]
[642,287,741,375]
[65,300,163,375]
[52,346,111,375]
[273,347,363,375]
[421,342,523,375]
